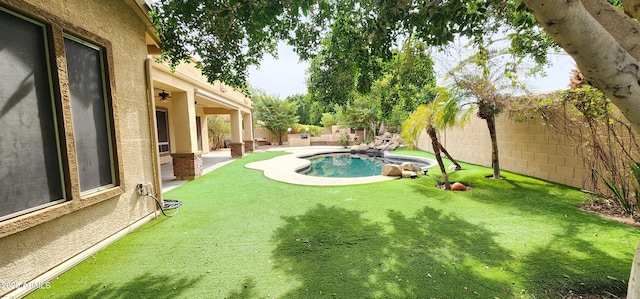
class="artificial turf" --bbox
[28,150,640,298]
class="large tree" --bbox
[446,46,525,180]
[151,2,639,135]
[522,0,640,134]
[252,91,299,144]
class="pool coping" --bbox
[245,146,435,186]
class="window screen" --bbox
[64,36,114,193]
[0,9,64,219]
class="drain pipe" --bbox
[145,58,163,217]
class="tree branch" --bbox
[523,0,640,133]
[623,0,640,19]
[582,0,640,61]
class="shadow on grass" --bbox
[435,172,635,297]
[226,277,258,299]
[62,272,202,299]
[271,204,516,298]
[519,224,632,297]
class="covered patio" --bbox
[149,57,254,186]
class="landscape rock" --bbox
[401,171,418,179]
[448,164,462,171]
[451,182,467,191]
[382,164,403,177]
[400,162,420,172]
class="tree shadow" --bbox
[226,277,259,299]
[56,272,202,299]
[519,223,633,297]
[271,204,516,298]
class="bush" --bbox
[292,124,323,137]
[337,132,351,148]
[321,113,337,128]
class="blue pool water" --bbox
[302,153,387,178]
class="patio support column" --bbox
[229,109,244,158]
[243,112,254,153]
[170,91,202,180]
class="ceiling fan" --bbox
[157,89,171,101]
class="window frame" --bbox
[156,108,171,155]
[63,34,117,195]
[0,2,125,237]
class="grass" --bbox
[29,149,640,298]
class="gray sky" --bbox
[248,43,575,99]
[248,43,309,98]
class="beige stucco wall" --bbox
[416,112,590,189]
[0,0,157,295]
[151,59,253,162]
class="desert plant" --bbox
[596,163,640,216]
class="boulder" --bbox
[382,164,403,177]
[350,145,360,152]
[400,162,420,172]
[401,171,418,179]
[357,144,369,152]
[448,164,462,171]
[451,182,467,191]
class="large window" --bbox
[65,36,115,193]
[0,9,64,220]
[0,6,119,221]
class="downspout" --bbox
[145,58,162,217]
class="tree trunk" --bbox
[437,141,462,170]
[522,1,640,295]
[523,0,640,134]
[428,126,450,190]
[486,115,501,179]
[629,242,640,298]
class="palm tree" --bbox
[401,88,470,190]
[446,46,524,179]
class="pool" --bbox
[300,153,387,178]
[298,152,435,178]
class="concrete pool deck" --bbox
[246,146,398,186]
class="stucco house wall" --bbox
[0,0,159,296]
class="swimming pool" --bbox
[298,152,435,178]
[300,153,387,178]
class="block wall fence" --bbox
[415,113,595,191]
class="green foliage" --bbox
[151,1,558,92]
[335,93,380,140]
[207,115,231,150]
[596,162,640,216]
[291,124,323,137]
[401,88,469,149]
[320,113,337,128]
[286,94,311,125]
[559,86,611,123]
[253,92,299,144]
[337,132,351,148]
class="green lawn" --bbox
[29,150,640,298]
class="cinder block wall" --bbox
[416,114,591,190]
